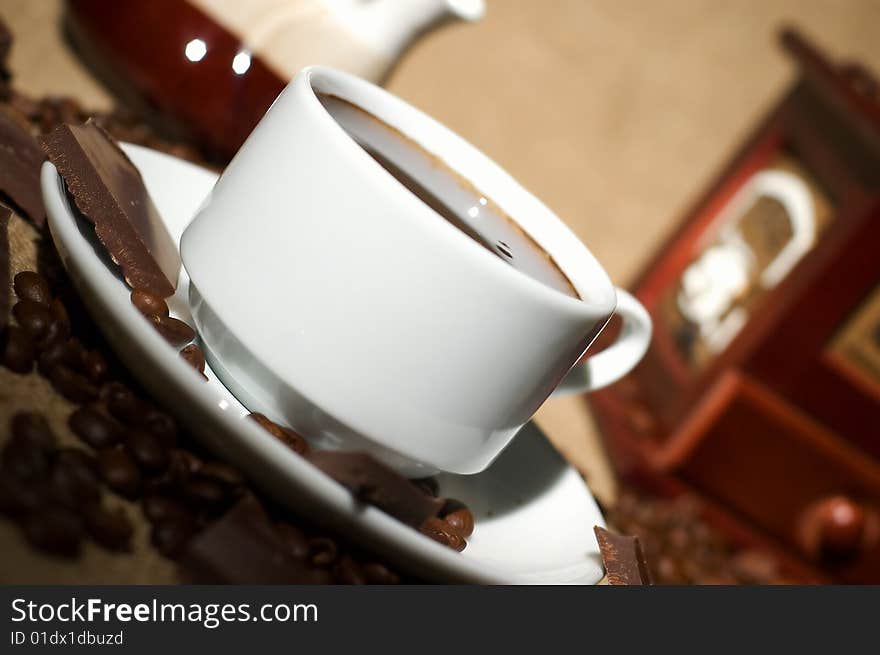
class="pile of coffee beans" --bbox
[0,411,133,556]
[2,266,410,582]
[607,489,795,584]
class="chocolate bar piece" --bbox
[306,451,443,528]
[594,526,652,585]
[41,121,180,297]
[0,107,45,226]
[0,203,9,329]
[181,494,325,584]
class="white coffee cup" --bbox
[180,66,651,476]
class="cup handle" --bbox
[551,288,652,397]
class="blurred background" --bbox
[2,0,879,583]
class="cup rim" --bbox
[297,65,618,317]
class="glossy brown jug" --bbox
[64,0,484,161]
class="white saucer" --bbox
[41,143,605,584]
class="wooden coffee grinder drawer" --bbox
[656,371,880,582]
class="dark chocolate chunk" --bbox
[305,450,443,528]
[594,526,652,585]
[0,107,45,225]
[41,121,180,297]
[181,494,324,583]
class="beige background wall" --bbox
[3,0,880,501]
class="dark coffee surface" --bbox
[318,93,581,300]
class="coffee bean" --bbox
[199,462,244,489]
[2,325,36,373]
[39,338,86,376]
[442,507,475,538]
[50,452,101,508]
[99,380,129,404]
[170,449,202,476]
[247,413,286,440]
[142,494,192,525]
[50,297,70,329]
[69,405,122,448]
[248,414,310,455]
[143,410,177,446]
[98,447,142,499]
[81,350,109,383]
[179,343,206,375]
[49,365,98,403]
[13,299,52,340]
[362,562,400,585]
[0,475,48,516]
[11,412,56,451]
[182,476,227,512]
[419,517,466,551]
[308,536,338,567]
[130,288,168,318]
[84,504,133,551]
[333,555,366,584]
[61,337,86,369]
[23,506,84,557]
[54,447,98,474]
[13,271,52,305]
[2,438,50,481]
[276,522,309,560]
[35,318,70,351]
[126,428,169,474]
[151,518,195,558]
[149,315,195,347]
[143,448,202,495]
[37,340,66,375]
[105,387,151,425]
